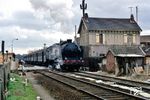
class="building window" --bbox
[124,33,137,45]
[128,34,133,45]
[133,34,136,44]
[96,33,99,43]
[124,34,127,44]
[99,34,103,44]
[96,33,103,44]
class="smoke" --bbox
[29,0,74,33]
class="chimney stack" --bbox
[130,14,135,23]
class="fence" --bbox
[144,64,150,76]
[0,62,10,100]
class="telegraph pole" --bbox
[80,0,87,17]
[129,6,133,14]
[1,41,4,64]
[136,6,138,22]
[75,25,77,39]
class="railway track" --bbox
[36,70,146,100]
[74,72,150,90]
[70,72,150,99]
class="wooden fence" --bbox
[0,63,10,100]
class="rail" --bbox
[36,70,146,100]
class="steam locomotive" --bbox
[24,39,84,71]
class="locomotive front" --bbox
[61,40,83,71]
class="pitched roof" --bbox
[109,45,145,57]
[142,46,150,56]
[78,17,142,33]
[140,35,150,43]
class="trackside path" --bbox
[26,72,55,100]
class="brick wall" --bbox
[106,51,116,73]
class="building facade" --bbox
[141,35,150,64]
[78,14,142,71]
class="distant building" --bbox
[0,52,15,64]
[106,46,145,75]
[78,14,142,71]
[141,35,150,46]
[141,35,150,64]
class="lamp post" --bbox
[6,50,8,62]
[11,38,18,53]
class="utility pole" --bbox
[1,41,4,64]
[44,43,46,49]
[75,25,77,39]
[129,6,133,14]
[129,6,139,22]
[80,0,87,17]
[11,38,18,53]
[136,6,138,22]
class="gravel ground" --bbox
[26,72,55,100]
[34,73,88,100]
[25,69,150,100]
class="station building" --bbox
[77,13,145,73]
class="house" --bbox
[141,35,150,64]
[77,14,142,71]
[140,35,150,47]
[106,46,145,76]
[0,52,15,64]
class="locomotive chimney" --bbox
[67,39,72,43]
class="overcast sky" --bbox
[0,0,150,54]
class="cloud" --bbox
[0,25,74,54]
[0,11,49,30]
[29,0,75,33]
[81,0,150,31]
[0,0,150,55]
[141,30,150,35]
[0,12,3,17]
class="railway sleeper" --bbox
[97,94,129,98]
[100,94,122,97]
[81,96,97,100]
[108,97,131,100]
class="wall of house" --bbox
[0,53,14,64]
[88,45,109,57]
[87,31,140,46]
[79,24,89,46]
[105,31,140,45]
[106,51,116,73]
[146,57,150,64]
[105,32,124,45]
[89,33,96,45]
[135,33,140,45]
